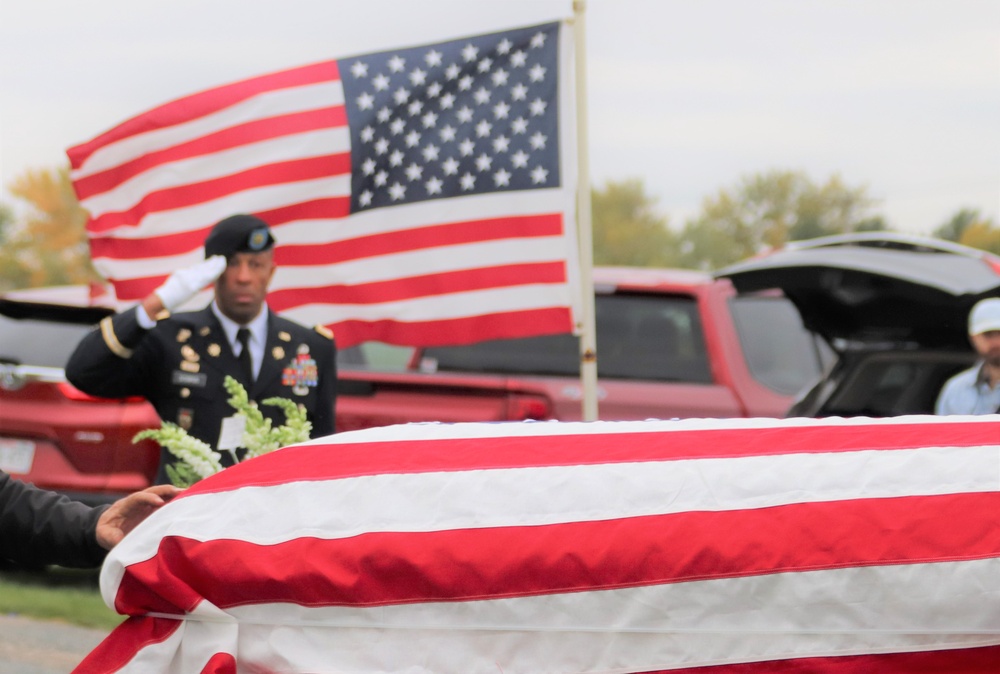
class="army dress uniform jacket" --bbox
[65,305,336,484]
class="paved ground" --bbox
[0,614,110,674]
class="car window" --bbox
[337,342,414,371]
[419,294,713,383]
[820,352,975,417]
[0,314,94,368]
[729,295,834,395]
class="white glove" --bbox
[154,255,227,311]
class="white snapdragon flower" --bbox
[135,376,312,486]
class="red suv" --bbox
[0,287,161,506]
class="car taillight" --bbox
[57,381,144,404]
[507,394,552,421]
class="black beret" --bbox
[204,214,276,258]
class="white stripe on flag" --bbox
[106,441,996,567]
[108,560,1000,674]
[71,81,346,180]
[88,174,352,245]
[79,126,351,219]
[283,284,575,325]
[274,236,575,286]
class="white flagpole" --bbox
[573,0,599,421]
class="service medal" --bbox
[282,352,319,396]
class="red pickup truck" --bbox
[335,266,832,431]
[0,271,828,506]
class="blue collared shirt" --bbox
[935,361,1000,415]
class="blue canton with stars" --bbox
[338,22,560,213]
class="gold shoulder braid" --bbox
[314,324,334,340]
[100,316,134,358]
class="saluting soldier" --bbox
[66,214,336,484]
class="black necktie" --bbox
[236,328,254,385]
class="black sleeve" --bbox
[0,472,109,568]
[312,335,337,437]
[65,306,154,400]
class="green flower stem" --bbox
[133,375,312,487]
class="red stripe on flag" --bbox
[104,260,563,305]
[268,262,567,308]
[85,153,351,234]
[199,652,237,674]
[95,212,563,301]
[89,197,352,262]
[90,229,213,262]
[328,306,574,348]
[256,196,352,226]
[105,275,169,302]
[70,616,181,673]
[272,213,564,266]
[649,645,1000,673]
[112,492,1000,614]
[67,60,341,169]
[74,106,347,200]
[192,420,1000,492]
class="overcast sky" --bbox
[1,0,997,235]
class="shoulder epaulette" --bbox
[314,324,334,340]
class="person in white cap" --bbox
[934,297,1000,415]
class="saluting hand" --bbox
[154,255,228,313]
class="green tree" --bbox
[0,202,14,241]
[933,208,1000,255]
[676,170,886,270]
[0,167,99,291]
[933,208,979,243]
[957,221,1000,255]
[591,178,678,267]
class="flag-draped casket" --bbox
[75,415,1000,673]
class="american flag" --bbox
[67,21,580,348]
[74,415,1000,673]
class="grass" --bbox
[0,567,124,630]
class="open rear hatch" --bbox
[715,233,1000,349]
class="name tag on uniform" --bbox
[172,371,208,387]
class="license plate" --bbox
[0,439,36,474]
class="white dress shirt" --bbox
[211,302,269,381]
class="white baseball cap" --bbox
[968,297,1000,336]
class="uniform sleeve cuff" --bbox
[136,305,158,329]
